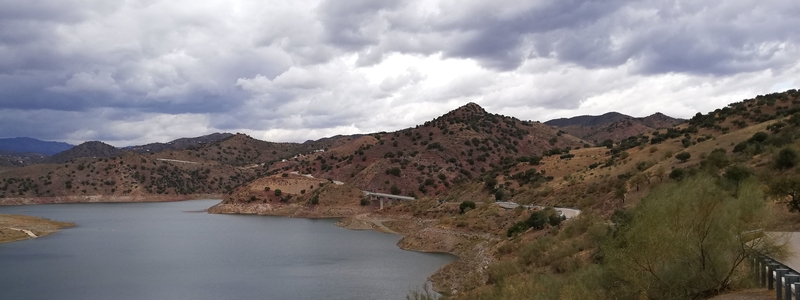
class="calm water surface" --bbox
[0,200,454,300]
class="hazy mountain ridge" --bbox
[0,137,74,156]
[546,112,684,143]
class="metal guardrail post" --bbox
[771,263,781,290]
[777,268,789,299]
[764,259,773,287]
[794,282,800,300]
[783,273,800,300]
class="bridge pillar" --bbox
[379,198,384,210]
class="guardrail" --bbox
[753,252,800,300]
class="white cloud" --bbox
[0,0,798,145]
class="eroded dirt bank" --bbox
[337,214,499,295]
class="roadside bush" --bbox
[603,175,784,299]
[459,200,476,214]
[360,198,370,206]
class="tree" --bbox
[390,185,402,195]
[310,195,319,205]
[484,176,497,192]
[459,200,476,214]
[653,166,666,182]
[614,182,627,203]
[675,151,691,162]
[604,176,785,299]
[631,173,648,191]
[769,176,800,212]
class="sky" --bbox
[1,0,798,147]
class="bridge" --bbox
[362,191,415,209]
[495,201,581,219]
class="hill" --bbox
[547,112,683,143]
[45,141,123,164]
[237,102,586,200]
[0,137,73,156]
[126,133,234,153]
[544,112,630,127]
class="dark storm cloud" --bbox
[319,0,799,74]
[0,0,798,145]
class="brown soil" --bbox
[709,289,773,300]
[0,213,75,244]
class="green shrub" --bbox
[675,151,691,162]
[775,147,799,170]
[274,189,282,196]
[360,198,370,206]
[459,200,476,214]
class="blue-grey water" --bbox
[0,200,454,300]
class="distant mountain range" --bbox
[0,137,74,156]
[544,112,684,143]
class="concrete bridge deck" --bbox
[362,191,415,209]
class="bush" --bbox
[669,168,685,181]
[360,198,370,206]
[385,167,401,177]
[749,131,769,143]
[274,189,282,196]
[675,151,691,162]
[390,185,401,195]
[775,147,799,170]
[310,195,319,205]
[264,186,270,191]
[724,164,752,186]
[459,200,476,214]
[604,175,784,299]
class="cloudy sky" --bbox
[1,0,798,146]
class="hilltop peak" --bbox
[45,141,122,163]
[455,102,487,114]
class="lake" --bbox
[0,200,454,300]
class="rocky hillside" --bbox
[263,103,586,198]
[45,141,123,164]
[547,112,683,143]
[544,112,630,127]
[126,133,234,154]
[0,152,258,200]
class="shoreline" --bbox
[210,204,495,296]
[0,213,75,244]
[0,194,225,206]
[2,196,493,296]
